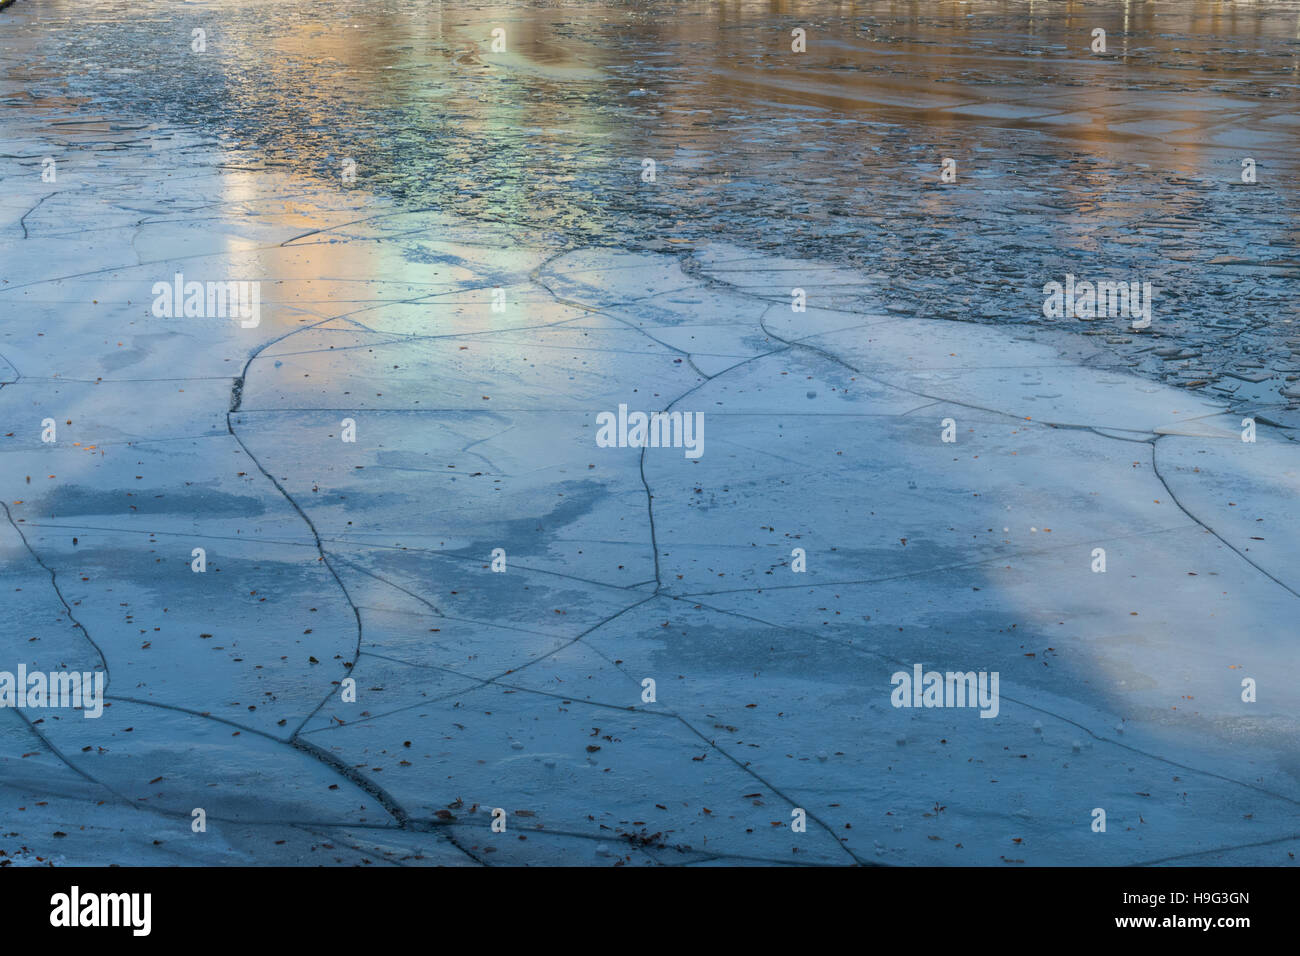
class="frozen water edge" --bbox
[0,122,1297,868]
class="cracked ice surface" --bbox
[2,121,1299,867]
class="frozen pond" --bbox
[0,0,1297,866]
